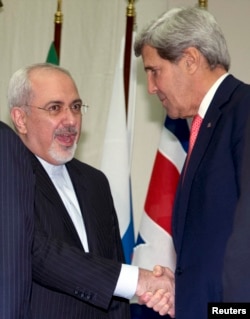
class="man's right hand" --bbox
[135,266,175,317]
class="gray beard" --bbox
[48,142,77,165]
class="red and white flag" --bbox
[131,116,189,318]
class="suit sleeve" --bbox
[0,122,34,319]
[32,224,123,309]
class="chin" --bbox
[49,143,77,164]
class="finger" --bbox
[152,292,173,315]
[157,302,171,316]
[165,294,175,318]
[167,305,175,318]
[138,291,153,305]
[157,292,175,317]
[145,289,166,308]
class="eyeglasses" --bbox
[25,102,89,116]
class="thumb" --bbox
[153,265,164,277]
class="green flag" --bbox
[46,42,59,65]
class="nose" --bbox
[61,107,79,125]
[147,74,158,95]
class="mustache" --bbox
[54,126,78,136]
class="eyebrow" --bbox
[72,98,83,104]
[45,98,83,106]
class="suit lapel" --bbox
[31,155,83,249]
[66,162,100,253]
[67,161,112,255]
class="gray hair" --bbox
[7,63,74,110]
[134,6,230,71]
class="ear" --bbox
[183,47,200,73]
[10,107,28,135]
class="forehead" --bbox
[29,69,73,87]
[29,69,79,102]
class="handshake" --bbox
[135,266,175,317]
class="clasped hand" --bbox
[136,265,175,317]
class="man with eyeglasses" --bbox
[8,63,175,319]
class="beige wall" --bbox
[1,0,250,235]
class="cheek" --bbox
[27,117,55,139]
[156,78,171,97]
[156,71,172,91]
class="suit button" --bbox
[74,289,79,296]
[176,267,183,275]
[80,292,85,299]
[79,291,92,300]
[85,294,91,300]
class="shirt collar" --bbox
[36,156,65,177]
[198,73,229,119]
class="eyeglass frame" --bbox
[24,100,89,116]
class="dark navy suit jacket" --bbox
[30,154,130,318]
[0,121,34,319]
[223,115,250,301]
[172,75,250,319]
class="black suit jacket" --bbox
[30,154,130,318]
[0,121,34,319]
[223,115,250,301]
[172,75,250,319]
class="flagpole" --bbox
[198,0,208,8]
[54,0,63,62]
[124,0,136,118]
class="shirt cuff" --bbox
[113,264,139,299]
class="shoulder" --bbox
[67,159,113,198]
[0,121,17,137]
[0,121,27,153]
[68,158,109,183]
[221,75,250,100]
